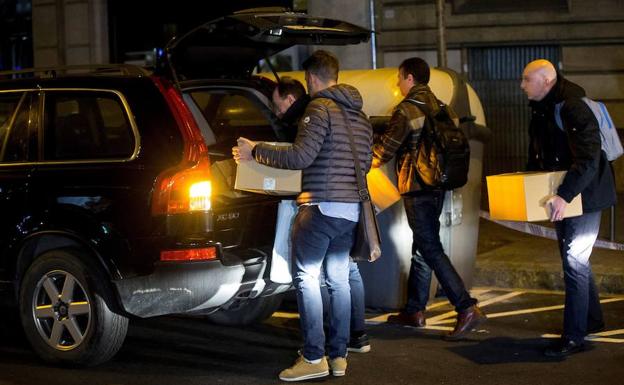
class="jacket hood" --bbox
[315,84,363,110]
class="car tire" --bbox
[206,293,284,326]
[19,248,129,366]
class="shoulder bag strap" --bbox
[337,105,369,202]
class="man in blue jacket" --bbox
[521,59,617,357]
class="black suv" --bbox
[0,10,369,366]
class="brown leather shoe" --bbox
[444,305,487,341]
[387,311,426,327]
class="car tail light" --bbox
[160,247,217,261]
[151,77,212,215]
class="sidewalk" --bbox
[474,209,624,294]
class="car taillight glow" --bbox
[150,76,213,215]
[160,247,217,261]
[189,181,211,211]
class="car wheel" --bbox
[206,294,284,326]
[19,248,129,366]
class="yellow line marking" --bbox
[587,337,624,343]
[592,328,624,337]
[272,311,299,319]
[477,291,526,307]
[425,300,453,311]
[471,289,491,297]
[367,314,394,323]
[427,291,525,324]
[484,297,624,319]
[421,325,453,332]
[542,333,624,344]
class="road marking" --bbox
[270,291,624,345]
[272,311,299,319]
[426,291,525,325]
[592,328,624,337]
[421,325,453,331]
[482,297,624,319]
[542,333,624,344]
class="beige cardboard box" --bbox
[235,158,301,195]
[486,171,583,221]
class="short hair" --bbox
[275,76,306,100]
[302,50,339,83]
[399,57,430,85]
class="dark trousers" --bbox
[555,211,604,343]
[403,190,476,313]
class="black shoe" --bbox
[347,332,371,353]
[544,338,585,357]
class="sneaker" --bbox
[329,356,347,377]
[279,356,329,382]
[348,332,371,353]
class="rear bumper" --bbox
[113,247,273,318]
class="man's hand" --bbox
[546,195,567,222]
[232,137,256,164]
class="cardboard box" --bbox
[486,171,583,221]
[367,168,401,212]
[234,159,301,195]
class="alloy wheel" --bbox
[31,270,92,351]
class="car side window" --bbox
[43,91,135,161]
[189,90,277,157]
[0,92,31,163]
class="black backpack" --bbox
[405,98,470,190]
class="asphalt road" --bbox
[1,288,623,385]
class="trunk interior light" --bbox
[189,181,211,211]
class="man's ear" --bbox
[286,94,297,105]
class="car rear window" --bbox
[0,92,32,163]
[188,89,278,157]
[43,90,135,161]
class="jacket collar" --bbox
[281,94,310,126]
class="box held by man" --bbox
[486,171,582,221]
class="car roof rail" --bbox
[233,7,292,14]
[0,64,151,80]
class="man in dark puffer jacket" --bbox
[521,59,616,358]
[234,50,372,381]
[271,75,372,354]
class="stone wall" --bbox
[32,0,108,67]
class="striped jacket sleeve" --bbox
[372,103,425,167]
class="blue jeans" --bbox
[555,211,604,343]
[403,191,476,313]
[322,260,366,334]
[291,205,356,360]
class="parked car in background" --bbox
[0,9,371,366]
